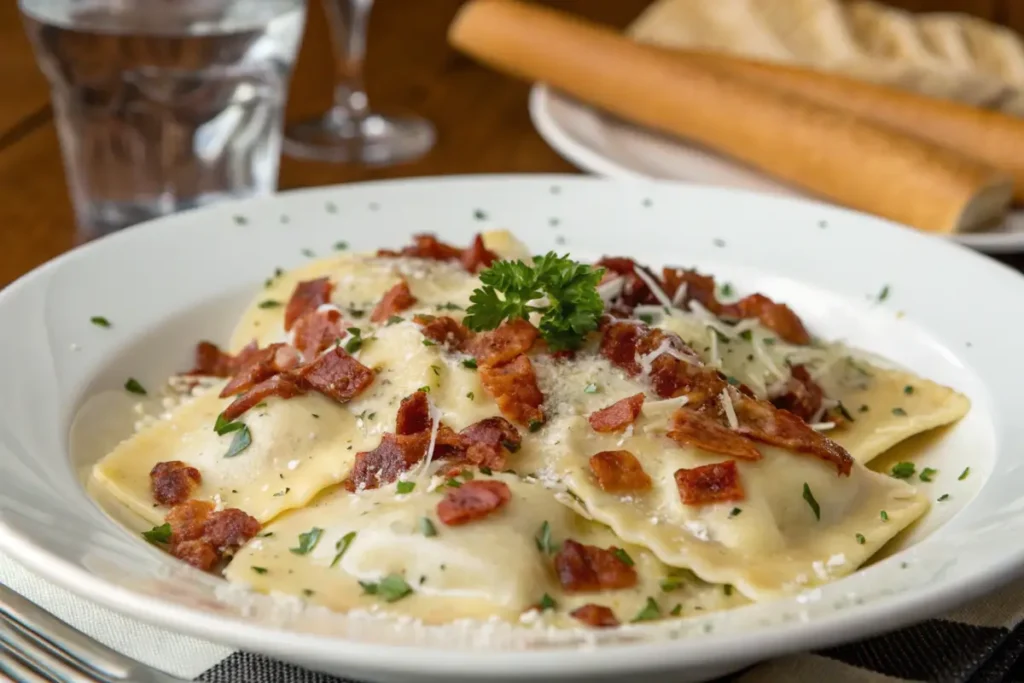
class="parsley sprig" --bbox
[464,253,605,351]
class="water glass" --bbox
[20,0,306,241]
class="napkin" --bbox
[3,548,1023,682]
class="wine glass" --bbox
[284,0,436,165]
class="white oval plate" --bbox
[1,175,1023,683]
[530,85,1024,254]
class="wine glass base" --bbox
[284,113,436,166]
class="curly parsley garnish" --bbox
[463,253,605,351]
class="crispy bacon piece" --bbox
[396,390,431,435]
[720,294,811,345]
[674,461,745,506]
[555,540,638,592]
[662,267,722,313]
[165,501,260,571]
[667,408,762,461]
[595,257,661,308]
[468,319,539,368]
[415,315,474,351]
[166,500,215,544]
[220,343,300,398]
[599,320,643,375]
[221,374,306,421]
[570,604,620,628]
[436,480,511,526]
[150,461,201,506]
[346,432,430,491]
[370,280,417,323]
[771,365,824,423]
[284,277,334,332]
[588,393,645,433]
[733,394,853,476]
[202,508,261,551]
[189,341,237,377]
[588,450,652,492]
[461,233,499,273]
[295,346,375,404]
[478,354,545,426]
[172,540,219,571]
[291,308,345,361]
[648,354,726,405]
[459,417,521,470]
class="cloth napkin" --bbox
[4,548,1024,683]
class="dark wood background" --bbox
[1,0,1019,286]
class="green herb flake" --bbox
[302,589,315,597]
[938,494,951,502]
[614,548,635,567]
[358,580,379,595]
[386,315,404,326]
[632,597,662,623]
[460,469,475,481]
[528,419,543,433]
[802,483,820,521]
[880,510,889,522]
[290,527,324,555]
[461,358,477,369]
[919,467,938,483]
[396,481,415,494]
[418,385,431,393]
[223,425,252,458]
[90,316,111,328]
[473,209,488,221]
[959,467,970,481]
[445,477,462,488]
[903,385,914,395]
[660,577,683,592]
[534,521,556,554]
[376,574,413,602]
[419,517,437,537]
[437,302,463,311]
[890,462,915,479]
[892,407,908,416]
[333,241,349,251]
[670,604,683,616]
[431,364,441,376]
[142,523,172,544]
[837,403,855,422]
[480,466,492,475]
[258,300,281,309]
[214,413,246,436]
[344,328,363,354]
[331,531,357,567]
[723,584,733,596]
[466,392,475,400]
[878,284,890,302]
[124,378,147,395]
[422,339,437,347]
[855,533,866,545]
[583,382,599,394]
[729,507,742,518]
[720,283,734,297]
[638,313,655,325]
[538,593,557,611]
[251,566,268,575]
[301,248,316,258]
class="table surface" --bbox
[2,0,1022,287]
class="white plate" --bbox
[530,85,1024,254]
[0,175,1022,683]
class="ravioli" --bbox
[547,415,928,600]
[226,475,746,624]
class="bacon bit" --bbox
[595,257,661,308]
[396,390,431,435]
[589,450,652,492]
[370,280,417,323]
[667,409,762,460]
[674,461,745,506]
[165,501,260,571]
[478,354,545,426]
[588,393,645,433]
[648,354,725,406]
[555,540,638,592]
[166,500,215,544]
[231,340,262,368]
[172,540,219,571]
[599,321,643,375]
[221,374,306,421]
[202,508,261,551]
[188,341,237,377]
[295,346,375,404]
[436,480,511,526]
[570,604,620,628]
[662,267,722,313]
[468,318,539,368]
[770,365,824,423]
[461,233,499,273]
[284,277,334,332]
[150,461,201,506]
[720,294,811,345]
[459,417,521,470]
[733,394,853,475]
[415,315,474,351]
[346,432,430,491]
[291,308,345,361]
[219,343,299,398]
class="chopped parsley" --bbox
[729,507,742,518]
[344,327,363,354]
[480,466,492,475]
[422,339,437,347]
[631,597,662,623]
[528,419,543,433]
[361,574,413,602]
[142,523,172,544]
[877,285,890,302]
[334,241,348,251]
[880,510,889,522]
[660,577,683,592]
[461,358,477,369]
[720,283,734,297]
[802,483,820,521]
[892,407,908,416]
[466,392,475,400]
[223,425,252,458]
[534,521,557,554]
[396,481,415,494]
[583,382,599,394]
[669,604,682,616]
[638,313,654,325]
[331,531,357,567]
[463,253,605,351]
[214,413,246,436]
[124,378,147,395]
[257,300,281,309]
[614,548,635,567]
[302,589,315,597]
[460,469,474,481]
[437,302,463,311]
[903,385,915,395]
[290,527,324,555]
[90,316,111,328]
[724,584,733,596]
[445,477,462,488]
[938,494,950,502]
[538,593,557,611]
[431,364,441,376]
[855,533,866,545]
[837,403,855,422]
[386,315,404,325]
[418,386,431,393]
[890,462,915,479]
[919,467,938,483]
[419,517,437,537]
[959,467,970,481]
[251,566,268,575]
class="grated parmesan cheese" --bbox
[720,390,739,430]
[631,266,675,310]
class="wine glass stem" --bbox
[323,0,374,124]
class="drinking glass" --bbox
[284,0,436,165]
[20,0,306,241]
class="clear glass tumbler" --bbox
[19,0,306,241]
[284,0,436,166]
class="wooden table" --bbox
[1,0,1021,287]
